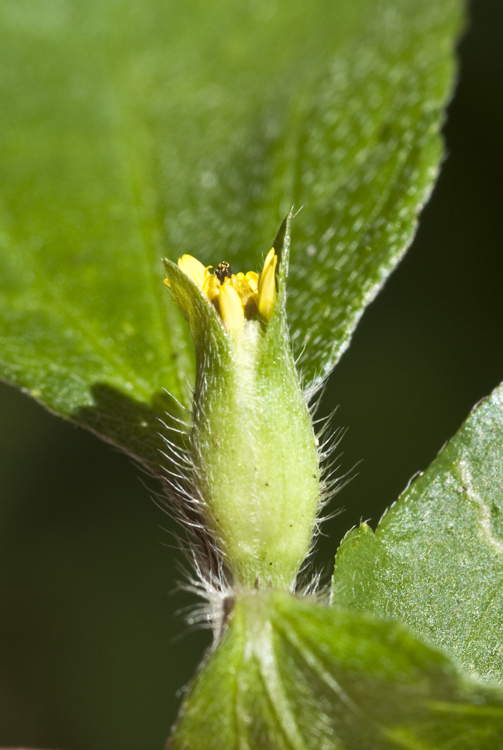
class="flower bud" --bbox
[163,216,320,589]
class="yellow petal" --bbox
[177,254,207,288]
[245,271,259,292]
[230,275,258,318]
[203,273,221,304]
[220,279,245,332]
[258,249,277,321]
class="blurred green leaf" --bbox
[0,0,462,466]
[169,591,503,750]
[332,384,503,685]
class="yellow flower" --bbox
[166,250,277,331]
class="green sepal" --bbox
[162,258,231,365]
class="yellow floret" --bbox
[219,279,245,332]
[258,249,277,321]
[177,254,211,289]
[170,249,277,329]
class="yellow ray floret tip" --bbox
[177,254,211,289]
[258,248,277,321]
[202,273,220,304]
[220,279,245,332]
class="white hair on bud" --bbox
[153,319,351,638]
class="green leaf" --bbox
[0,0,462,465]
[169,591,503,750]
[279,3,463,386]
[332,384,503,685]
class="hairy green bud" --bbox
[163,216,320,589]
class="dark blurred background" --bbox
[1,1,502,748]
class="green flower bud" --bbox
[163,216,320,590]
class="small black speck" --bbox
[269,562,273,565]
[312,474,316,479]
[215,261,232,282]
[265,482,269,486]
